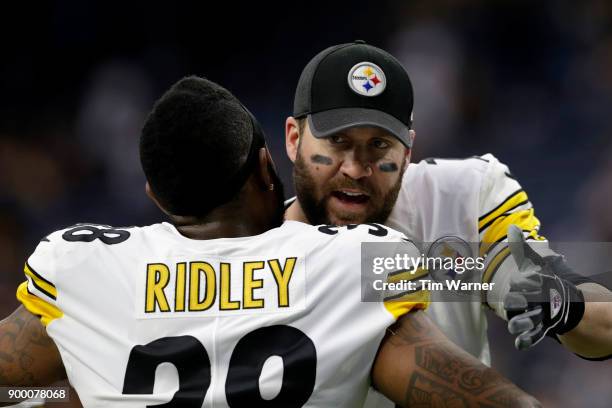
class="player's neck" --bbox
[284,200,309,224]
[171,205,273,240]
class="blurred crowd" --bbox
[1,1,611,406]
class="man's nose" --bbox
[340,152,373,179]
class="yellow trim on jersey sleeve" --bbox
[482,246,511,284]
[478,190,529,231]
[387,267,429,284]
[383,290,429,320]
[16,282,63,326]
[479,209,542,256]
[24,262,57,300]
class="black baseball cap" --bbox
[293,40,414,148]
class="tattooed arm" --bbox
[372,310,541,408]
[0,306,66,406]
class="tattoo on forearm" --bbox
[405,373,526,408]
[0,350,14,363]
[0,307,65,385]
[415,344,464,384]
[414,344,502,396]
[405,345,531,407]
[405,372,468,407]
[485,387,532,406]
[389,313,538,408]
[459,368,504,395]
[310,154,333,165]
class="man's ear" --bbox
[255,147,275,191]
[285,116,300,163]
[145,182,170,215]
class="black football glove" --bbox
[503,225,585,350]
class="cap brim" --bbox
[308,108,412,148]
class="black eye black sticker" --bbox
[378,162,398,172]
[310,154,333,165]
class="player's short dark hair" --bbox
[140,76,252,216]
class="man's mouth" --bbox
[330,189,370,205]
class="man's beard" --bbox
[293,150,405,226]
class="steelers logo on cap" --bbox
[347,62,386,97]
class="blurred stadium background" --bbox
[1,1,611,407]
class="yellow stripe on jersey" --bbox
[387,267,429,284]
[384,290,429,320]
[482,246,511,284]
[478,189,529,232]
[479,209,542,257]
[16,282,63,326]
[24,262,57,300]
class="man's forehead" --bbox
[304,120,395,141]
[334,126,395,139]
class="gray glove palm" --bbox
[503,225,585,350]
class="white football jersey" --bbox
[365,153,542,407]
[18,220,428,408]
